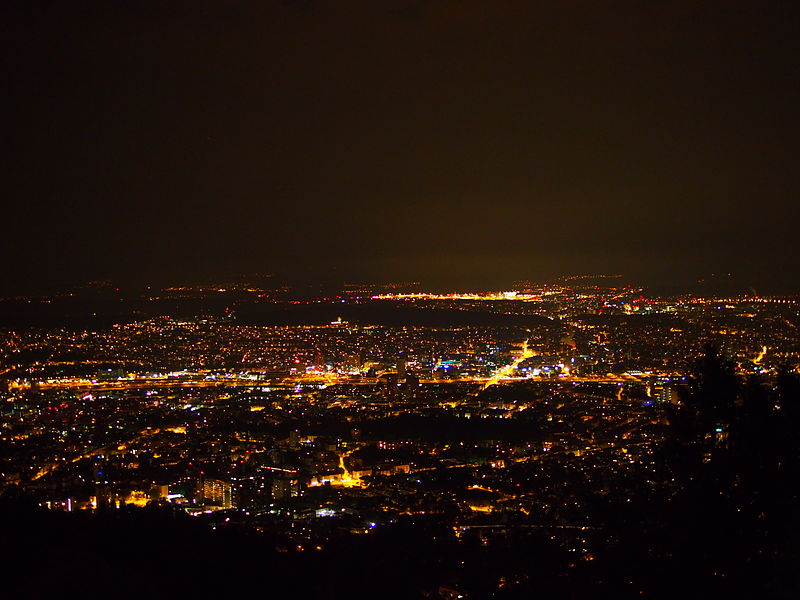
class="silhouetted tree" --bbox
[656,347,800,597]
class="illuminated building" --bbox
[203,478,234,508]
[397,358,406,383]
[93,460,110,511]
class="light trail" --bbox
[752,345,767,364]
[336,448,360,487]
[308,447,362,488]
[482,338,536,390]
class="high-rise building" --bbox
[203,478,234,508]
[93,459,110,511]
[397,358,406,383]
[271,476,300,500]
[657,385,680,405]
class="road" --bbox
[482,338,536,389]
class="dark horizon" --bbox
[3,1,799,294]
[0,268,786,299]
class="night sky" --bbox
[3,1,799,292]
